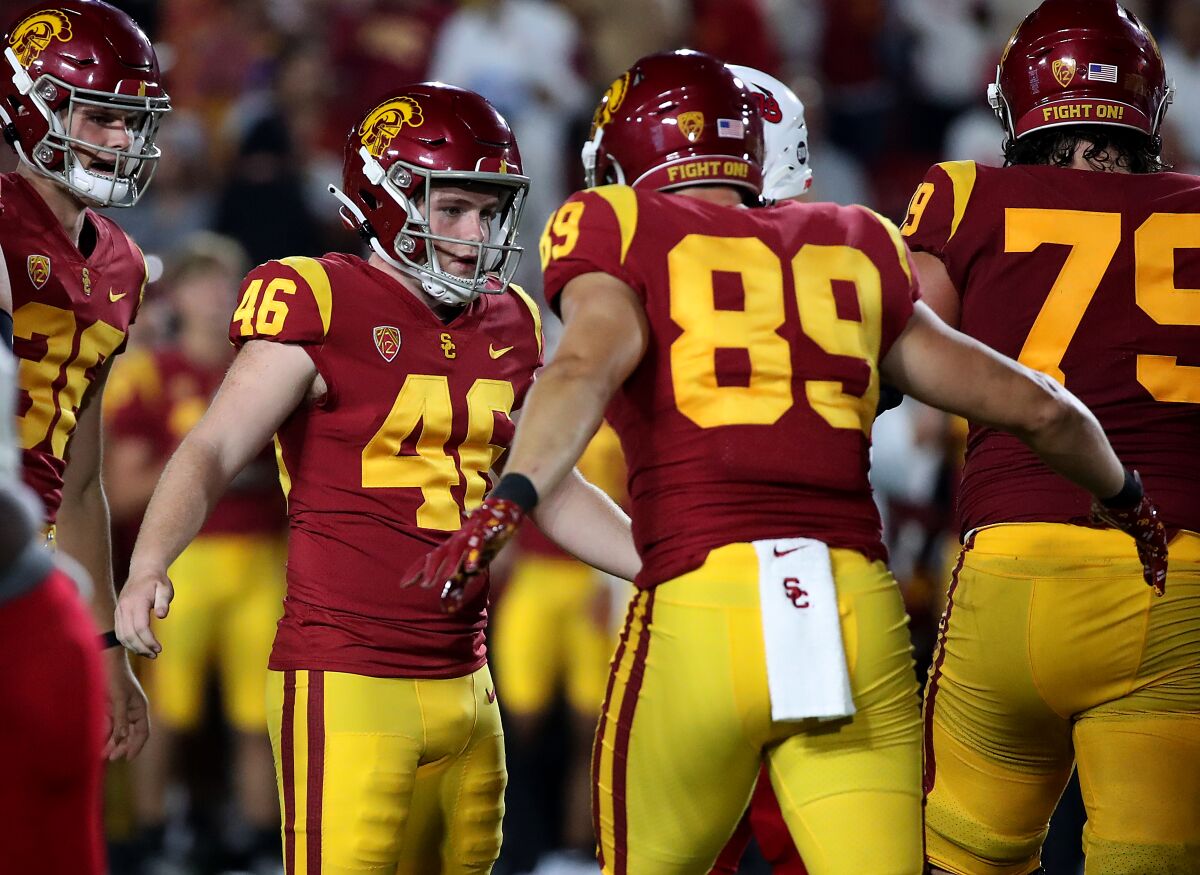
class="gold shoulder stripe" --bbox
[279,256,333,336]
[861,207,914,284]
[509,283,543,356]
[937,160,978,242]
[590,184,638,265]
[132,239,150,306]
[273,434,291,502]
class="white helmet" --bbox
[727,65,812,202]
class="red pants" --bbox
[0,568,106,875]
[711,766,808,875]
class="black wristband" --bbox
[99,629,121,650]
[1101,468,1143,509]
[0,310,12,351]
[490,472,539,512]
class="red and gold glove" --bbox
[1091,470,1168,596]
[402,474,536,613]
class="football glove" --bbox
[1091,470,1168,596]
[402,496,526,614]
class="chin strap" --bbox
[327,183,481,307]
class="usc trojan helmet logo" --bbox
[9,9,73,67]
[589,72,630,138]
[358,97,424,158]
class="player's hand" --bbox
[1091,472,1168,596]
[402,496,525,613]
[114,565,174,657]
[102,648,150,760]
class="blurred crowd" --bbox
[7,0,1191,873]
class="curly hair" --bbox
[1003,124,1168,174]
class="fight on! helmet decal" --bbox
[8,9,73,67]
[358,96,425,158]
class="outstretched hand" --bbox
[402,496,526,613]
[1091,472,1168,596]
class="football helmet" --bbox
[329,83,530,307]
[989,0,1171,141]
[582,50,763,198]
[727,65,811,201]
[1,0,170,207]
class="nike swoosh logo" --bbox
[486,688,497,704]
[488,344,513,359]
[108,290,127,302]
[773,546,800,557]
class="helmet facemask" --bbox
[1,47,169,207]
[332,146,530,306]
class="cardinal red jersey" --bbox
[229,254,542,677]
[105,347,285,536]
[541,185,919,588]
[902,161,1200,535]
[2,173,146,522]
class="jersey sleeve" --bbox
[229,256,333,350]
[507,282,546,411]
[540,185,642,314]
[898,160,979,261]
[855,207,922,360]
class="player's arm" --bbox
[504,272,647,496]
[404,271,647,605]
[912,251,960,328]
[881,301,1123,497]
[530,467,640,581]
[116,340,315,658]
[57,358,150,760]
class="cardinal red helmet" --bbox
[330,83,530,306]
[989,0,1171,141]
[1,0,170,207]
[582,50,763,198]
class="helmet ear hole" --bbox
[359,189,379,210]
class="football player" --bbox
[0,344,107,872]
[115,83,638,873]
[1,0,171,763]
[104,234,286,869]
[900,1,1199,872]
[407,50,1167,875]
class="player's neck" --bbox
[366,253,465,323]
[16,163,90,246]
[671,185,747,208]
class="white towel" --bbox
[754,537,855,721]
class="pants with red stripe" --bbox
[710,768,809,875]
[0,568,107,875]
[267,664,505,874]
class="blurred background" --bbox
[6,0,1195,872]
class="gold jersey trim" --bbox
[591,184,639,265]
[939,160,978,242]
[508,282,543,357]
[279,256,333,337]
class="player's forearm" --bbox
[504,356,617,500]
[128,433,234,575]
[57,477,117,623]
[1012,374,1125,499]
[533,469,640,581]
